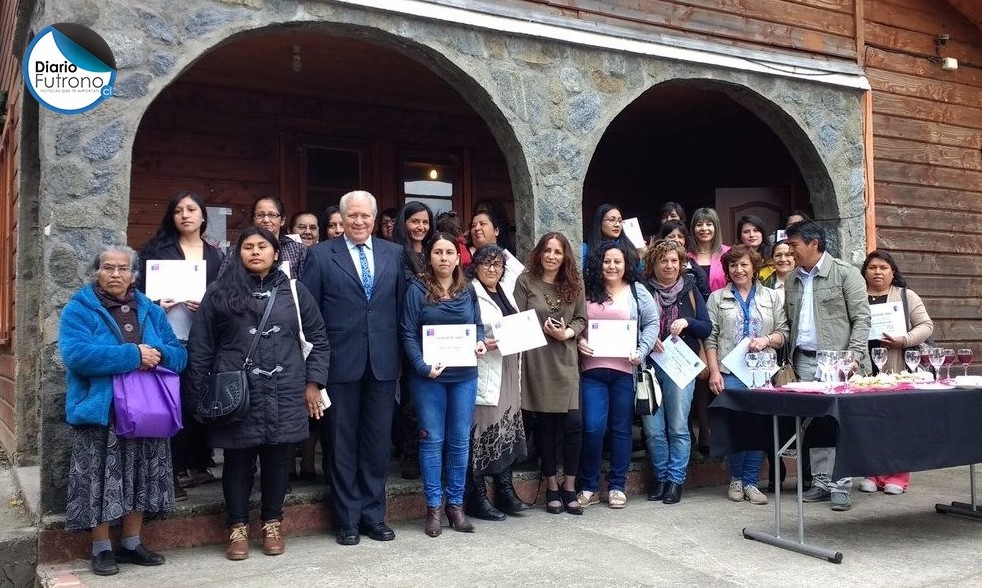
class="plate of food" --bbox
[912,382,955,391]
[953,376,982,390]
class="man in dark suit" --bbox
[302,190,405,545]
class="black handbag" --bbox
[196,287,278,426]
[630,284,661,416]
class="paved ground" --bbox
[37,465,982,587]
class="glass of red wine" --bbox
[920,350,932,374]
[943,349,957,381]
[958,348,973,377]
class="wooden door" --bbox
[715,187,790,246]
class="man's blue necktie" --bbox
[357,244,373,300]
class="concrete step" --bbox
[37,454,731,564]
[0,449,38,588]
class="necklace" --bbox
[543,289,563,315]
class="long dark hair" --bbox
[422,231,468,303]
[393,201,435,275]
[526,231,582,304]
[141,190,209,256]
[584,242,639,303]
[658,220,692,249]
[321,205,341,241]
[209,226,280,318]
[862,249,907,288]
[585,203,621,254]
[737,214,772,259]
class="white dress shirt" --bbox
[794,252,828,351]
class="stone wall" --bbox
[31,0,866,513]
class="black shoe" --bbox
[545,489,563,515]
[647,481,666,501]
[115,544,165,566]
[91,550,119,576]
[663,482,683,504]
[492,470,528,514]
[465,476,506,521]
[561,489,583,515]
[359,522,395,541]
[336,524,360,546]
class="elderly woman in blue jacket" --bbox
[59,245,187,577]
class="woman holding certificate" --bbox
[704,245,788,506]
[576,242,659,509]
[138,190,224,501]
[640,239,711,505]
[858,250,934,496]
[464,244,529,521]
[514,232,587,515]
[401,232,488,537]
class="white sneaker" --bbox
[727,479,744,502]
[744,485,768,505]
[883,483,905,495]
[858,478,878,493]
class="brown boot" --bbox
[445,504,475,533]
[261,520,285,556]
[424,506,442,537]
[225,524,249,561]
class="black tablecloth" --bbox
[709,388,982,478]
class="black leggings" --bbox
[223,443,293,527]
[531,410,582,478]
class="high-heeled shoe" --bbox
[445,504,475,533]
[561,489,583,515]
[424,506,443,537]
[545,489,563,514]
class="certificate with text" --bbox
[144,259,207,302]
[493,310,547,356]
[422,324,478,367]
[588,320,637,358]
[868,302,906,340]
[650,335,706,389]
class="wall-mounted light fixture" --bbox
[935,34,958,71]
[428,168,439,180]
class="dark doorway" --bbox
[584,81,811,243]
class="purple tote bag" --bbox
[112,367,183,439]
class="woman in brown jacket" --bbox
[514,232,587,515]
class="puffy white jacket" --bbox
[473,276,522,406]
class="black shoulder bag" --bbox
[196,287,278,426]
[630,283,660,416]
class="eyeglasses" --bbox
[479,260,504,270]
[253,212,282,220]
[100,265,132,275]
[603,217,623,224]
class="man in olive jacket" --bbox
[784,220,871,512]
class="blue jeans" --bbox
[641,363,695,484]
[411,376,478,508]
[579,368,635,492]
[722,374,764,487]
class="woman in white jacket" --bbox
[463,244,529,521]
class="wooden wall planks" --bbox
[864,0,982,349]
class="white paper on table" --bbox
[587,319,637,358]
[621,217,647,249]
[493,310,547,356]
[144,259,207,302]
[165,303,193,341]
[422,324,478,367]
[650,335,706,389]
[721,337,779,388]
[868,302,906,341]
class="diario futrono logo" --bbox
[23,23,116,114]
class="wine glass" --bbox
[759,348,777,389]
[929,347,945,381]
[817,350,836,392]
[904,349,920,374]
[745,352,760,388]
[943,349,957,382]
[958,348,973,377]
[920,350,933,374]
[836,350,854,393]
[871,347,888,375]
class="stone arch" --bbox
[582,71,866,262]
